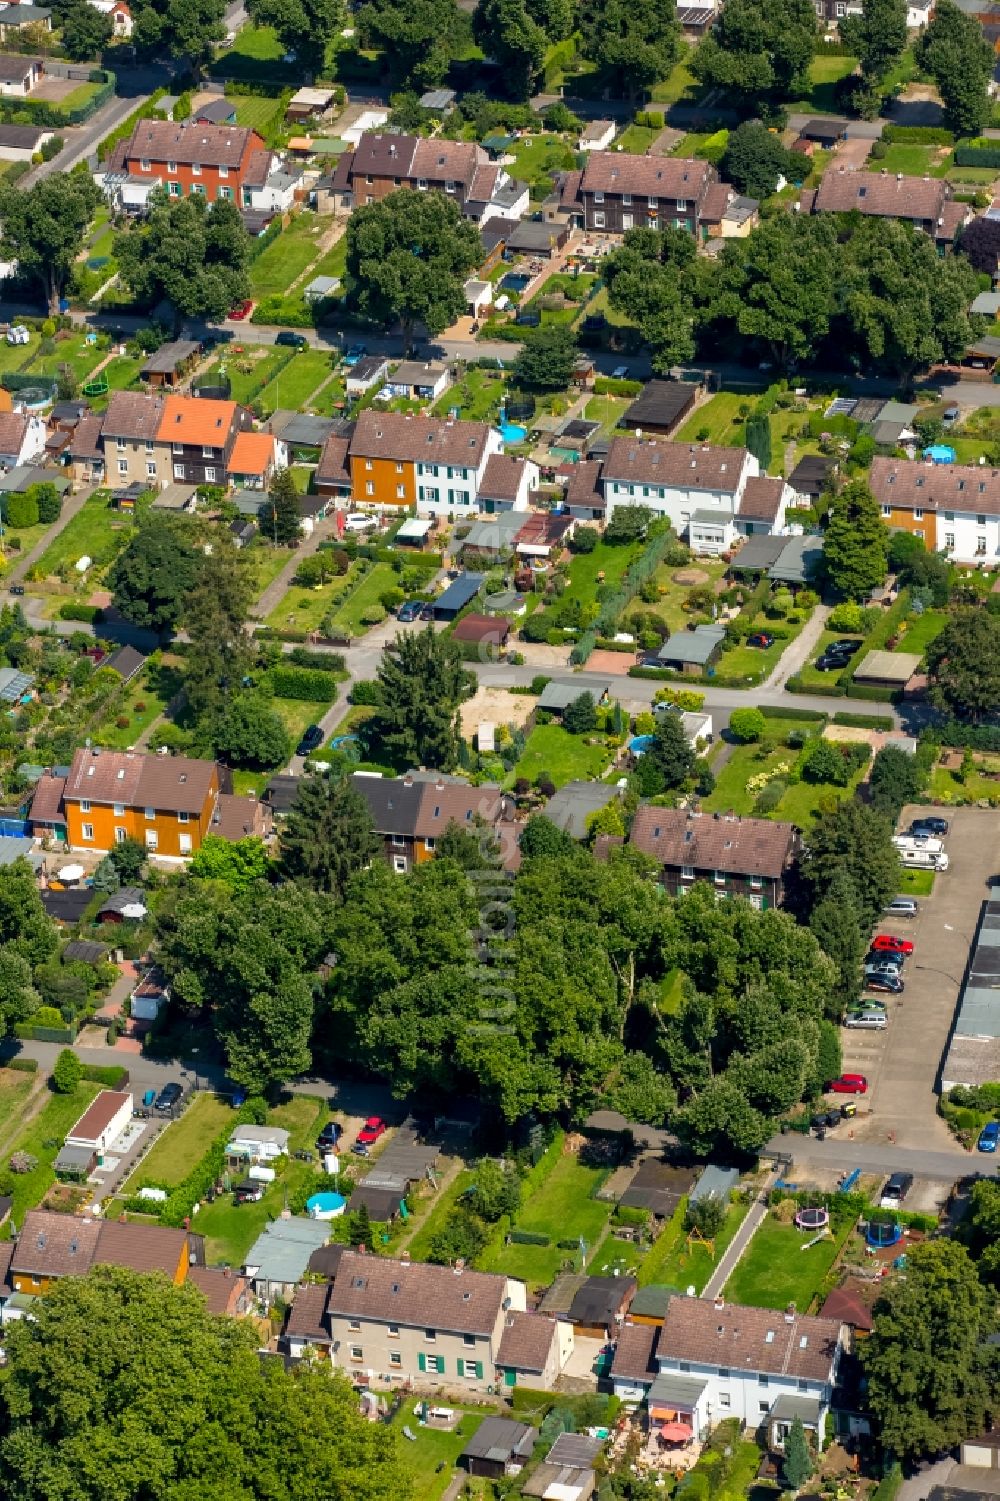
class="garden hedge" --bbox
[266,666,338,703]
[7,1057,37,1073]
[955,147,1000,168]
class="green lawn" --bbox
[563,538,643,611]
[928,756,1000,803]
[91,662,184,749]
[677,391,751,446]
[650,51,699,105]
[246,540,291,599]
[255,349,333,415]
[617,124,657,153]
[387,1403,487,1501]
[479,1149,612,1289]
[0,1069,36,1142]
[897,868,935,896]
[796,629,865,691]
[130,1094,236,1191]
[310,235,347,282]
[893,609,947,659]
[789,53,859,113]
[267,1093,327,1149]
[703,717,824,817]
[266,575,341,632]
[715,608,814,685]
[726,1211,856,1312]
[233,94,286,135]
[100,353,145,395]
[584,394,631,434]
[507,133,576,193]
[32,490,133,578]
[325,561,398,636]
[433,368,504,423]
[645,558,728,634]
[0,330,39,372]
[249,214,329,297]
[867,142,941,177]
[513,723,613,789]
[26,333,106,386]
[639,1198,749,1293]
[404,1170,476,1262]
[273,696,331,742]
[204,348,288,405]
[6,1082,101,1220]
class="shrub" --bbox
[80,1064,128,1087]
[7,1057,37,1072]
[58,602,103,623]
[51,1047,82,1094]
[9,1151,37,1173]
[360,605,386,626]
[729,707,766,743]
[266,666,338,703]
[349,679,382,705]
[509,1229,551,1245]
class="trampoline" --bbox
[795,1206,830,1231]
[866,1215,902,1249]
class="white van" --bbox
[344,513,377,534]
[893,834,943,855]
[899,847,949,872]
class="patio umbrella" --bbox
[660,1423,693,1443]
[119,902,147,920]
[58,864,86,883]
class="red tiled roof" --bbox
[813,169,946,221]
[228,431,275,476]
[870,454,1000,517]
[350,408,491,468]
[121,119,262,170]
[604,438,748,494]
[739,476,785,520]
[157,394,238,448]
[630,807,796,878]
[479,453,526,502]
[580,151,714,200]
[28,772,65,826]
[658,1295,844,1381]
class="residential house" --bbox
[610,1321,660,1400]
[240,149,301,214]
[330,131,529,225]
[8,1210,199,1296]
[65,1090,133,1155]
[208,790,272,842]
[105,120,267,210]
[496,1311,573,1391]
[578,119,615,152]
[569,1276,638,1339]
[346,355,389,396]
[0,411,46,469]
[601,438,759,549]
[65,411,105,484]
[563,153,723,237]
[460,1419,537,1480]
[101,390,166,488]
[0,8,51,40]
[565,459,606,521]
[653,1296,846,1451]
[244,1217,332,1301]
[186,1265,253,1316]
[478,453,536,512]
[158,394,253,487]
[326,1249,527,1392]
[0,122,53,160]
[348,408,503,516]
[869,454,1000,563]
[139,339,200,389]
[382,360,450,401]
[314,433,352,502]
[61,746,220,858]
[227,431,286,490]
[737,475,791,536]
[620,381,697,437]
[787,453,835,509]
[0,54,42,97]
[628,807,799,909]
[804,170,969,248]
[349,772,515,873]
[819,1280,876,1343]
[27,769,66,840]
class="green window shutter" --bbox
[436,1355,445,1374]
[418,1353,427,1373]
[504,1369,517,1387]
[475,1361,484,1379]
[457,1358,465,1377]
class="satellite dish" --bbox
[686,1284,696,1297]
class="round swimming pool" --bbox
[629,735,656,754]
[306,1192,346,1220]
[498,422,527,444]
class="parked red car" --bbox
[229,299,253,321]
[828,1073,868,1095]
[871,934,914,956]
[357,1116,386,1146]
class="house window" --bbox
[173,464,185,480]
[681,865,694,880]
[714,870,726,885]
[388,1326,399,1339]
[881,505,891,517]
[396,462,404,474]
[676,198,688,212]
[145,830,158,850]
[978,535,988,555]
[446,179,456,193]
[365,481,374,496]
[759,1374,769,1386]
[622,192,632,206]
[169,181,182,196]
[393,856,407,873]
[178,811,189,824]
[118,460,129,476]
[914,529,923,540]
[218,165,228,178]
[389,1351,402,1367]
[113,803,124,816]
[145,807,155,821]
[349,1346,363,1362]
[391,835,404,848]
[944,510,954,521]
[140,158,151,171]
[760,1401,770,1415]
[463,1334,476,1348]
[425,837,435,852]
[205,467,216,483]
[719,1393,731,1408]
[396,485,405,499]
[117,437,127,451]
[348,1321,361,1332]
[458,1359,484,1379]
[945,532,955,549]
[718,1368,730,1378]
[679,1362,691,1373]
[417,178,428,190]
[218,186,234,201]
[167,160,176,173]
[81,823,94,842]
[365,459,373,470]
[80,800,91,813]
[749,894,763,910]
[979,514,988,527]
[192,162,201,175]
[190,183,205,196]
[798,1379,809,1392]
[750,875,763,890]
[115,828,126,844]
[179,833,192,854]
[147,463,157,478]
[913,508,923,520]
[425,1330,436,1342]
[594,212,605,228]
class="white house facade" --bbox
[416,428,505,517]
[601,439,759,553]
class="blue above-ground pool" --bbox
[329,734,358,751]
[306,1192,346,1220]
[923,444,956,464]
[500,271,531,293]
[498,421,527,443]
[629,734,656,755]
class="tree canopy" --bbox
[603,227,696,374]
[368,626,471,770]
[916,0,994,136]
[279,773,382,898]
[346,190,481,349]
[0,175,101,314]
[720,121,803,200]
[473,0,549,100]
[116,193,250,334]
[691,0,818,108]
[357,0,461,90]
[926,609,1000,720]
[245,0,341,58]
[821,478,888,600]
[108,515,202,635]
[0,1265,410,1501]
[513,326,581,391]
[578,0,680,97]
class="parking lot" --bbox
[841,805,1000,1152]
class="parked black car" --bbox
[317,1121,342,1151]
[154,1081,182,1114]
[296,725,324,756]
[275,331,308,348]
[910,817,949,837]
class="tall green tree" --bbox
[713,213,837,369]
[108,515,201,635]
[0,1266,410,1501]
[263,467,302,547]
[346,190,481,351]
[822,478,888,599]
[869,745,924,820]
[720,120,802,199]
[801,802,900,931]
[916,0,993,136]
[863,1240,996,1463]
[116,194,250,335]
[643,713,695,792]
[0,858,57,967]
[473,0,547,99]
[245,0,341,59]
[603,228,696,374]
[690,0,818,108]
[60,0,112,57]
[840,217,980,382]
[279,773,381,898]
[808,868,864,1010]
[357,0,461,89]
[182,540,254,727]
[926,609,1000,720]
[519,814,577,860]
[131,0,225,59]
[840,0,907,85]
[578,0,679,96]
[212,693,291,771]
[189,835,270,893]
[370,626,471,770]
[782,1417,814,1491]
[0,174,100,315]
[0,951,39,1039]
[513,326,580,391]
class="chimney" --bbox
[714,1296,724,1311]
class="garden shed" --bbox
[656,625,725,673]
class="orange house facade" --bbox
[61,747,219,858]
[8,1211,195,1297]
[348,409,502,516]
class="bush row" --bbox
[883,124,953,144]
[955,147,1000,168]
[97,86,166,161]
[832,711,894,730]
[7,1057,37,1073]
[80,1063,129,1087]
[266,665,339,703]
[58,602,104,623]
